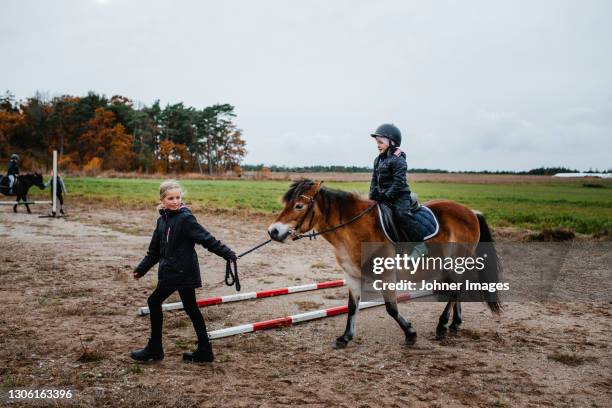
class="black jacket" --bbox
[369,147,411,203]
[135,206,234,289]
[7,161,19,176]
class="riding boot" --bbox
[183,341,214,363]
[130,338,164,362]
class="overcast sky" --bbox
[2,0,611,171]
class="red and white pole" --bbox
[137,279,347,316]
[207,290,433,340]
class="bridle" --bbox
[291,189,322,238]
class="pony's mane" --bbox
[282,178,363,220]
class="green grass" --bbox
[25,177,612,234]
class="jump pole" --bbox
[0,201,51,205]
[207,290,434,340]
[137,279,347,316]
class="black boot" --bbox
[183,342,214,363]
[130,338,164,362]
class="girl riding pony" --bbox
[369,123,428,258]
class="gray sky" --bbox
[2,0,611,171]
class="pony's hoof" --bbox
[449,323,460,334]
[404,334,417,346]
[403,327,417,346]
[435,326,448,340]
[332,337,348,350]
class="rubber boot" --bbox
[183,341,214,363]
[130,338,164,362]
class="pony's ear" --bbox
[315,180,324,192]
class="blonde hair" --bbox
[159,179,184,199]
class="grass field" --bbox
[26,176,612,234]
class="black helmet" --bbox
[370,123,402,147]
[10,154,19,161]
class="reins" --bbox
[291,202,376,241]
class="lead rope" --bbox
[224,239,273,292]
[225,258,240,291]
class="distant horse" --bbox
[268,179,501,349]
[0,173,46,213]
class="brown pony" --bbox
[268,179,501,349]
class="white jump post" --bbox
[52,150,58,216]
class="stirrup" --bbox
[409,242,428,259]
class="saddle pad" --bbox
[377,203,440,243]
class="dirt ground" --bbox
[0,204,610,407]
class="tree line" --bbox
[0,90,246,174]
[242,164,606,175]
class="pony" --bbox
[268,179,501,349]
[0,173,46,213]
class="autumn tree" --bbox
[0,96,23,157]
[1,90,246,174]
[80,108,134,171]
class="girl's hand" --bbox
[226,251,238,262]
[133,271,141,280]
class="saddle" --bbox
[376,195,440,243]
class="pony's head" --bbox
[32,172,45,189]
[268,179,323,242]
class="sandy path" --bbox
[0,205,610,407]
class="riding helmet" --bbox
[370,124,402,147]
[10,154,19,161]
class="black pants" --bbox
[147,286,209,347]
[391,193,427,242]
[53,191,63,206]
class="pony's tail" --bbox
[475,212,503,315]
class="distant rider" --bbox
[7,154,20,194]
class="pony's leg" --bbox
[449,302,462,333]
[13,195,19,213]
[436,301,455,340]
[382,290,417,346]
[333,276,361,349]
[19,194,31,214]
